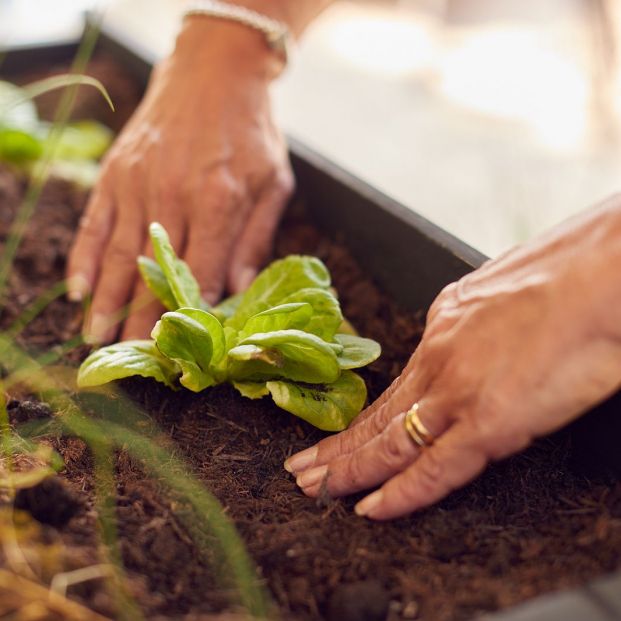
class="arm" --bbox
[67,0,334,343]
[285,195,621,519]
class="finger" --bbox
[120,207,185,340]
[183,184,248,305]
[227,170,294,293]
[298,411,422,498]
[284,353,433,475]
[66,182,115,301]
[84,194,145,344]
[121,288,164,340]
[121,277,165,341]
[348,350,420,429]
[354,422,506,520]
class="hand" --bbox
[67,19,294,343]
[284,196,621,520]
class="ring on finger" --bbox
[404,402,435,448]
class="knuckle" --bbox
[105,242,138,266]
[332,428,358,458]
[343,451,366,487]
[426,294,459,334]
[433,282,458,308]
[208,171,245,209]
[379,424,412,468]
[122,153,144,176]
[368,409,391,437]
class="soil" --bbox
[0,55,620,621]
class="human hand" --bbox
[67,18,294,343]
[284,196,621,520]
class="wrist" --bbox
[175,13,284,81]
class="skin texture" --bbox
[285,196,621,520]
[67,0,333,343]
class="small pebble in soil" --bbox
[8,399,53,425]
[327,579,391,621]
[14,476,82,527]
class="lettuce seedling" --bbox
[0,78,113,187]
[78,223,381,431]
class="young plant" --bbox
[78,223,381,431]
[0,76,113,187]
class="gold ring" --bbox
[404,402,435,448]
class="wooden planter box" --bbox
[1,23,620,621]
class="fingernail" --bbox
[201,290,219,307]
[355,490,383,517]
[84,314,109,345]
[284,446,317,474]
[296,464,328,489]
[66,274,90,302]
[238,267,256,291]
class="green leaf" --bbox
[239,302,313,339]
[337,317,358,336]
[335,334,381,369]
[77,340,179,389]
[45,159,100,188]
[228,256,331,329]
[53,120,113,160]
[149,222,203,309]
[213,292,243,322]
[152,312,216,392]
[0,127,43,165]
[138,256,177,311]
[0,78,113,173]
[228,344,283,366]
[224,325,239,351]
[228,329,340,384]
[22,74,114,112]
[281,288,343,340]
[176,307,225,365]
[267,371,367,431]
[233,381,269,400]
[0,81,39,130]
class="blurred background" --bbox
[2,0,621,257]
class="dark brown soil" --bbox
[0,55,620,621]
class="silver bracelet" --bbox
[184,0,292,66]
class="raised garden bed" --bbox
[1,30,620,621]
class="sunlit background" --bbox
[2,0,621,256]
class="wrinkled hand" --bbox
[67,20,294,343]
[285,196,621,520]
